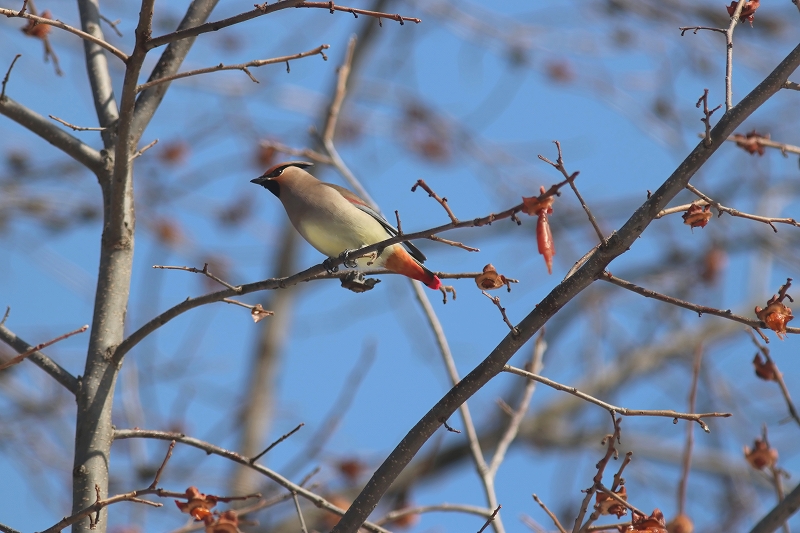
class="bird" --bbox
[251,161,442,290]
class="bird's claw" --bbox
[340,249,359,269]
[323,257,340,273]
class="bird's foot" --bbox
[323,257,340,273]
[340,249,359,269]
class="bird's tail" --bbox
[385,248,442,290]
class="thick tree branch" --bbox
[0,95,105,174]
[145,0,305,50]
[329,40,800,533]
[131,0,219,145]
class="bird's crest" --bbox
[261,161,313,178]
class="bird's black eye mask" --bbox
[250,161,313,197]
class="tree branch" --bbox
[135,44,329,93]
[0,95,105,174]
[0,324,80,394]
[0,7,128,62]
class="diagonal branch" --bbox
[131,0,220,145]
[0,324,80,394]
[0,7,128,62]
[329,39,800,533]
[0,95,105,173]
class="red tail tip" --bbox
[427,276,442,290]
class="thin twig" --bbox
[258,140,333,165]
[746,330,800,427]
[153,263,242,292]
[596,484,645,518]
[427,234,480,252]
[679,26,727,36]
[250,423,304,464]
[503,365,730,432]
[716,132,800,156]
[149,441,176,490]
[488,332,546,476]
[482,291,519,335]
[293,1,421,24]
[1,54,21,100]
[600,272,800,339]
[0,307,9,327]
[130,139,159,160]
[677,345,703,515]
[478,505,502,533]
[573,421,623,533]
[412,179,459,224]
[0,325,88,372]
[136,45,329,93]
[98,13,123,37]
[375,503,495,526]
[686,184,799,233]
[49,114,107,131]
[292,492,309,533]
[725,0,748,110]
[538,141,605,244]
[0,8,129,61]
[696,89,722,147]
[533,494,568,533]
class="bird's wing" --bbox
[324,183,428,263]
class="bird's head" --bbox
[251,161,314,198]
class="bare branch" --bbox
[685,184,799,232]
[538,141,605,243]
[293,2,421,25]
[0,325,88,372]
[0,96,105,173]
[135,45,330,93]
[503,365,729,432]
[112,429,391,533]
[376,503,495,526]
[0,324,80,393]
[0,7,128,62]
[532,494,568,533]
[153,263,241,292]
[250,423,304,464]
[0,54,21,99]
[49,114,107,131]
[601,272,800,338]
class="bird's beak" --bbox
[250,175,269,185]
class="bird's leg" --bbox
[340,249,359,269]
[323,257,340,273]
